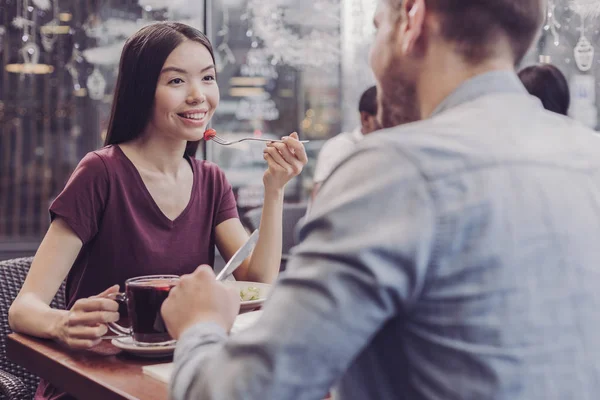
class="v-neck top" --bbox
[39,145,237,400]
[49,144,239,308]
[114,145,198,227]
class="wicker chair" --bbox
[0,257,66,400]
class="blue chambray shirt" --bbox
[171,71,600,400]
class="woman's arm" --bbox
[215,187,284,283]
[9,218,120,348]
[9,219,80,338]
[215,133,307,283]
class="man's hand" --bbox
[161,266,240,340]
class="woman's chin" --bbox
[182,125,208,141]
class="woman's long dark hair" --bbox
[518,64,570,116]
[104,22,215,157]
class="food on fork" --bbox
[203,128,217,141]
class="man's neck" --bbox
[417,52,514,119]
[126,128,188,177]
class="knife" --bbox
[215,229,260,281]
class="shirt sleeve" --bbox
[171,142,436,400]
[214,166,239,225]
[49,152,109,244]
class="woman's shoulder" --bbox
[75,145,123,174]
[88,145,122,163]
[77,145,117,164]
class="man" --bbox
[162,0,600,399]
[312,86,379,197]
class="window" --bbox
[0,0,203,257]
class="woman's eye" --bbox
[204,75,215,82]
[169,78,184,84]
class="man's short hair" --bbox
[518,64,570,116]
[391,0,544,65]
[358,86,378,116]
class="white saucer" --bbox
[223,281,271,311]
[111,337,176,358]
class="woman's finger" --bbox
[65,324,108,339]
[72,297,119,312]
[264,147,291,171]
[282,133,308,164]
[92,285,120,298]
[269,142,298,166]
[67,311,120,326]
[263,153,288,175]
[269,143,304,175]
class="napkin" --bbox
[143,310,264,383]
[142,362,173,384]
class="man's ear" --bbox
[401,0,426,55]
[359,111,370,132]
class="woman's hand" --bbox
[262,132,308,193]
[55,285,120,349]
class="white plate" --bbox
[223,281,271,311]
[111,337,176,358]
[231,310,263,334]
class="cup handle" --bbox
[106,292,131,336]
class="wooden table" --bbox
[7,333,170,400]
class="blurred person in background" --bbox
[312,86,379,197]
[312,85,420,200]
[519,63,570,115]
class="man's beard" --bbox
[376,76,420,129]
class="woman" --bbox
[8,22,307,400]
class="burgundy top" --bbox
[35,145,238,400]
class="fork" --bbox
[211,133,309,146]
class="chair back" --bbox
[242,203,308,267]
[280,203,308,255]
[0,257,66,399]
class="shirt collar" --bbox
[351,126,364,141]
[430,70,527,117]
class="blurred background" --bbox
[1,0,599,260]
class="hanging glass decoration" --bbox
[245,0,341,69]
[570,0,600,19]
[32,0,51,10]
[574,35,594,71]
[573,15,594,72]
[0,26,5,53]
[7,0,53,74]
[82,14,103,38]
[21,41,40,65]
[543,0,561,46]
[214,8,236,73]
[12,0,34,31]
[40,20,59,51]
[86,68,107,100]
[65,45,85,92]
[138,0,188,9]
[40,0,59,52]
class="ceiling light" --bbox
[5,63,54,74]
